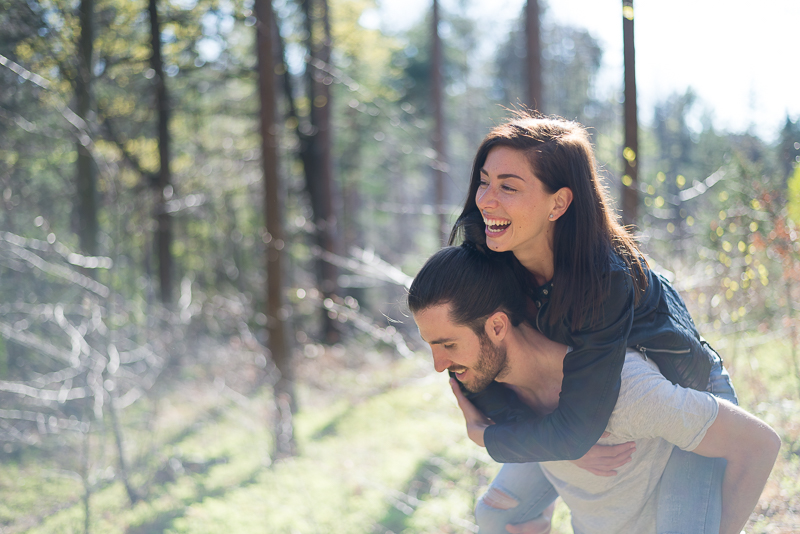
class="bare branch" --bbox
[0,53,51,89]
[308,245,413,289]
[0,380,89,402]
[0,320,76,365]
[0,235,110,297]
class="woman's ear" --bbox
[551,187,574,221]
[485,311,510,342]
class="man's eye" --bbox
[443,343,455,349]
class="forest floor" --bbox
[1,331,799,533]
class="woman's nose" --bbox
[476,185,496,210]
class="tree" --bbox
[639,90,733,263]
[494,15,603,125]
[650,91,697,256]
[75,0,99,258]
[256,0,295,458]
[148,0,174,305]
[621,0,638,227]
[0,230,160,522]
[525,0,542,111]
[431,0,447,245]
[778,116,800,185]
[301,0,340,342]
[395,6,486,253]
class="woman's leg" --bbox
[475,462,558,534]
[656,350,737,534]
[704,343,738,405]
[657,448,727,534]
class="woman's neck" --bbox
[513,242,555,287]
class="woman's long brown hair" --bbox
[450,112,648,329]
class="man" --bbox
[407,245,780,534]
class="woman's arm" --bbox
[473,268,635,463]
[452,379,635,474]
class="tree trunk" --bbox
[108,389,140,504]
[340,105,367,305]
[621,0,638,228]
[256,0,296,459]
[148,0,173,305]
[525,0,543,112]
[431,0,447,245]
[302,0,339,342]
[341,105,363,254]
[81,422,91,534]
[75,0,98,257]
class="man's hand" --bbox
[569,433,636,476]
[450,377,494,447]
[504,502,556,534]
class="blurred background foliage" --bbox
[1,0,800,532]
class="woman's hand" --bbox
[569,433,635,476]
[504,502,556,534]
[450,377,494,447]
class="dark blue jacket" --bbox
[465,253,714,463]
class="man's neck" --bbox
[497,322,566,415]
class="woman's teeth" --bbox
[483,217,510,232]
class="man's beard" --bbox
[458,333,508,393]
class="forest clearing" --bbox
[2,0,800,531]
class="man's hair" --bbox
[407,244,527,334]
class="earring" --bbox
[549,214,554,220]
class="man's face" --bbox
[413,303,508,393]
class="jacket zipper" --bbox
[536,304,544,333]
[635,345,692,360]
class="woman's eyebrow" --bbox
[480,168,524,180]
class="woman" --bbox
[449,113,737,533]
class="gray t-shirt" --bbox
[540,349,719,534]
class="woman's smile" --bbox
[483,215,511,236]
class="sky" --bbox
[373,0,800,142]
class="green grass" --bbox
[2,335,798,533]
[0,461,83,529]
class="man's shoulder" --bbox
[610,349,718,450]
[620,349,660,382]
[615,348,692,415]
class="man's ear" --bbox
[551,187,574,221]
[485,311,510,342]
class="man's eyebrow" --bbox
[480,168,523,180]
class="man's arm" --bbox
[690,399,781,534]
[450,379,635,476]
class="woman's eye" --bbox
[502,185,516,192]
[443,343,455,349]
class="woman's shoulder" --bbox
[605,251,654,286]
[607,249,647,270]
[603,251,641,283]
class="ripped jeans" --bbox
[475,354,737,534]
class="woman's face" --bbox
[475,146,559,261]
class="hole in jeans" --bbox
[481,487,519,510]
